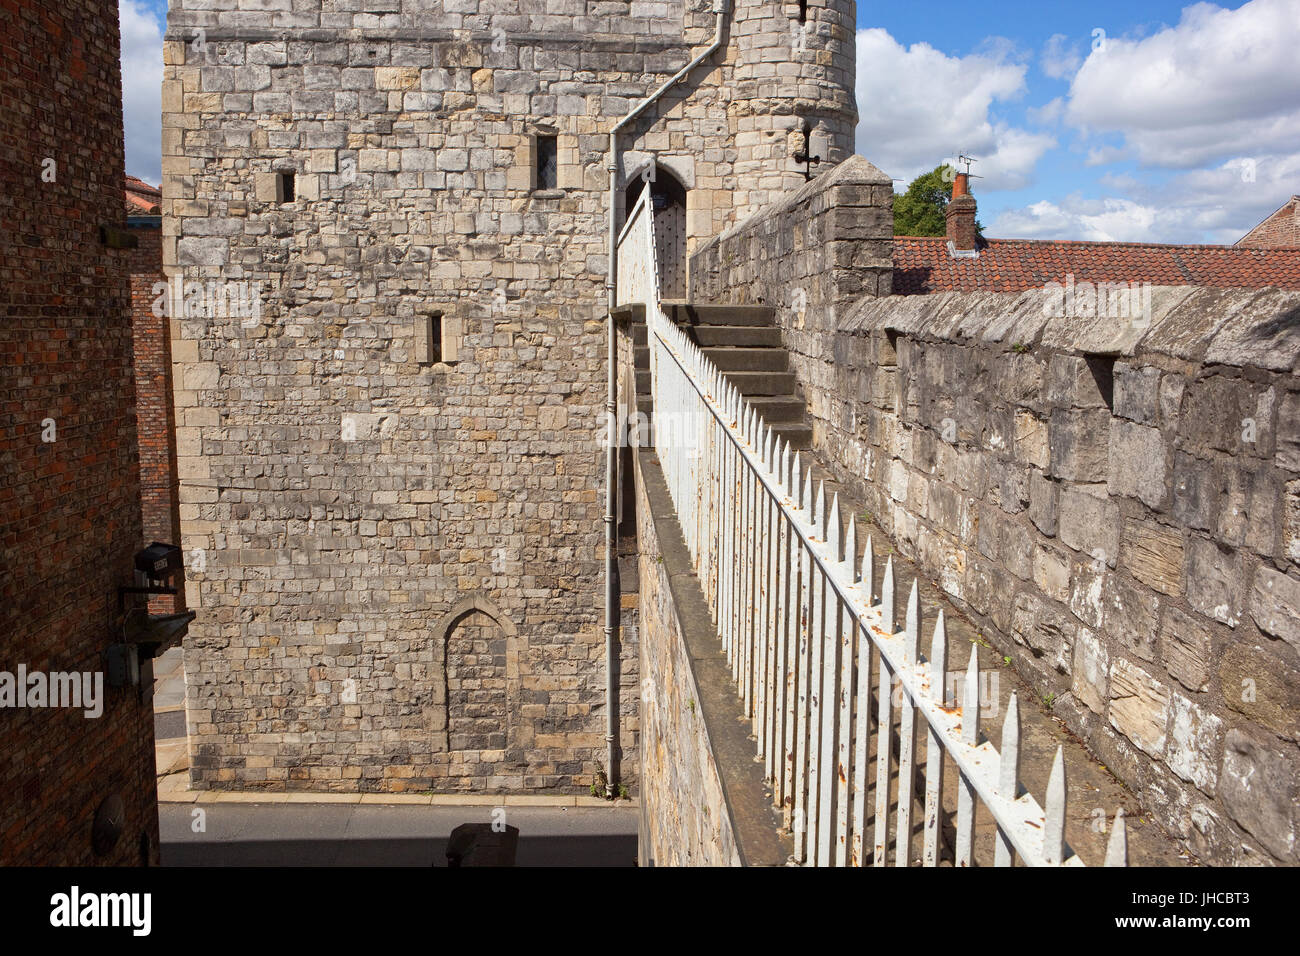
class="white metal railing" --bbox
[619,190,1128,867]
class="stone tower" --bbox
[159,0,861,797]
[728,0,859,220]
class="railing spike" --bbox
[881,556,895,633]
[962,647,979,743]
[780,441,791,489]
[904,578,919,665]
[814,480,825,532]
[862,535,874,605]
[929,610,946,698]
[845,514,857,580]
[802,468,813,515]
[1000,691,1020,799]
[792,453,803,509]
[1044,746,1067,866]
[1104,808,1128,867]
[827,492,840,559]
[993,690,1021,867]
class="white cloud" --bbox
[120,0,164,185]
[1027,96,1066,126]
[1040,34,1082,80]
[989,152,1300,243]
[1065,0,1300,168]
[854,28,1056,190]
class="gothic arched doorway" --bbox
[433,597,517,758]
[625,166,687,300]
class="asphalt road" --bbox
[160,803,639,867]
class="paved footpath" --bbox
[160,802,639,866]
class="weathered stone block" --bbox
[1108,420,1167,509]
[1279,391,1300,472]
[1161,606,1213,693]
[1046,354,1107,408]
[1121,517,1183,596]
[1218,729,1298,861]
[1011,591,1073,677]
[1108,657,1170,757]
[1014,409,1049,469]
[1185,538,1242,628]
[1028,470,1058,536]
[1049,408,1110,482]
[1070,627,1108,714]
[1069,557,1107,628]
[987,458,1028,515]
[1219,642,1300,739]
[1113,363,1160,424]
[1217,468,1279,555]
[1171,452,1220,533]
[1288,479,1300,564]
[1181,374,1269,457]
[1250,567,1300,656]
[1159,374,1185,429]
[177,236,230,266]
[1059,487,1119,566]
[1033,542,1071,602]
[1165,693,1223,795]
[1103,573,1160,662]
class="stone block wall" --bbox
[0,0,159,864]
[689,153,894,447]
[688,154,895,502]
[690,158,1300,863]
[831,287,1300,864]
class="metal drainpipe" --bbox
[602,0,729,796]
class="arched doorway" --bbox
[433,597,517,757]
[625,166,687,300]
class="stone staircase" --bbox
[633,302,813,452]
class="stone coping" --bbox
[844,285,1300,372]
[637,450,792,866]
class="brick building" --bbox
[126,179,185,614]
[1,0,161,864]
[1237,195,1300,249]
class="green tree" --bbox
[893,165,984,238]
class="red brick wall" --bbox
[1238,198,1300,248]
[129,223,183,614]
[0,0,159,864]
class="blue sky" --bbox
[121,0,1300,243]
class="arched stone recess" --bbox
[432,597,518,764]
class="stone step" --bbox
[741,395,807,423]
[721,370,797,396]
[770,421,812,449]
[688,325,783,348]
[637,367,797,395]
[664,302,775,327]
[702,347,788,372]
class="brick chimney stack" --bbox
[946,172,978,251]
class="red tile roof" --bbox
[892,236,1300,295]
[125,175,161,215]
